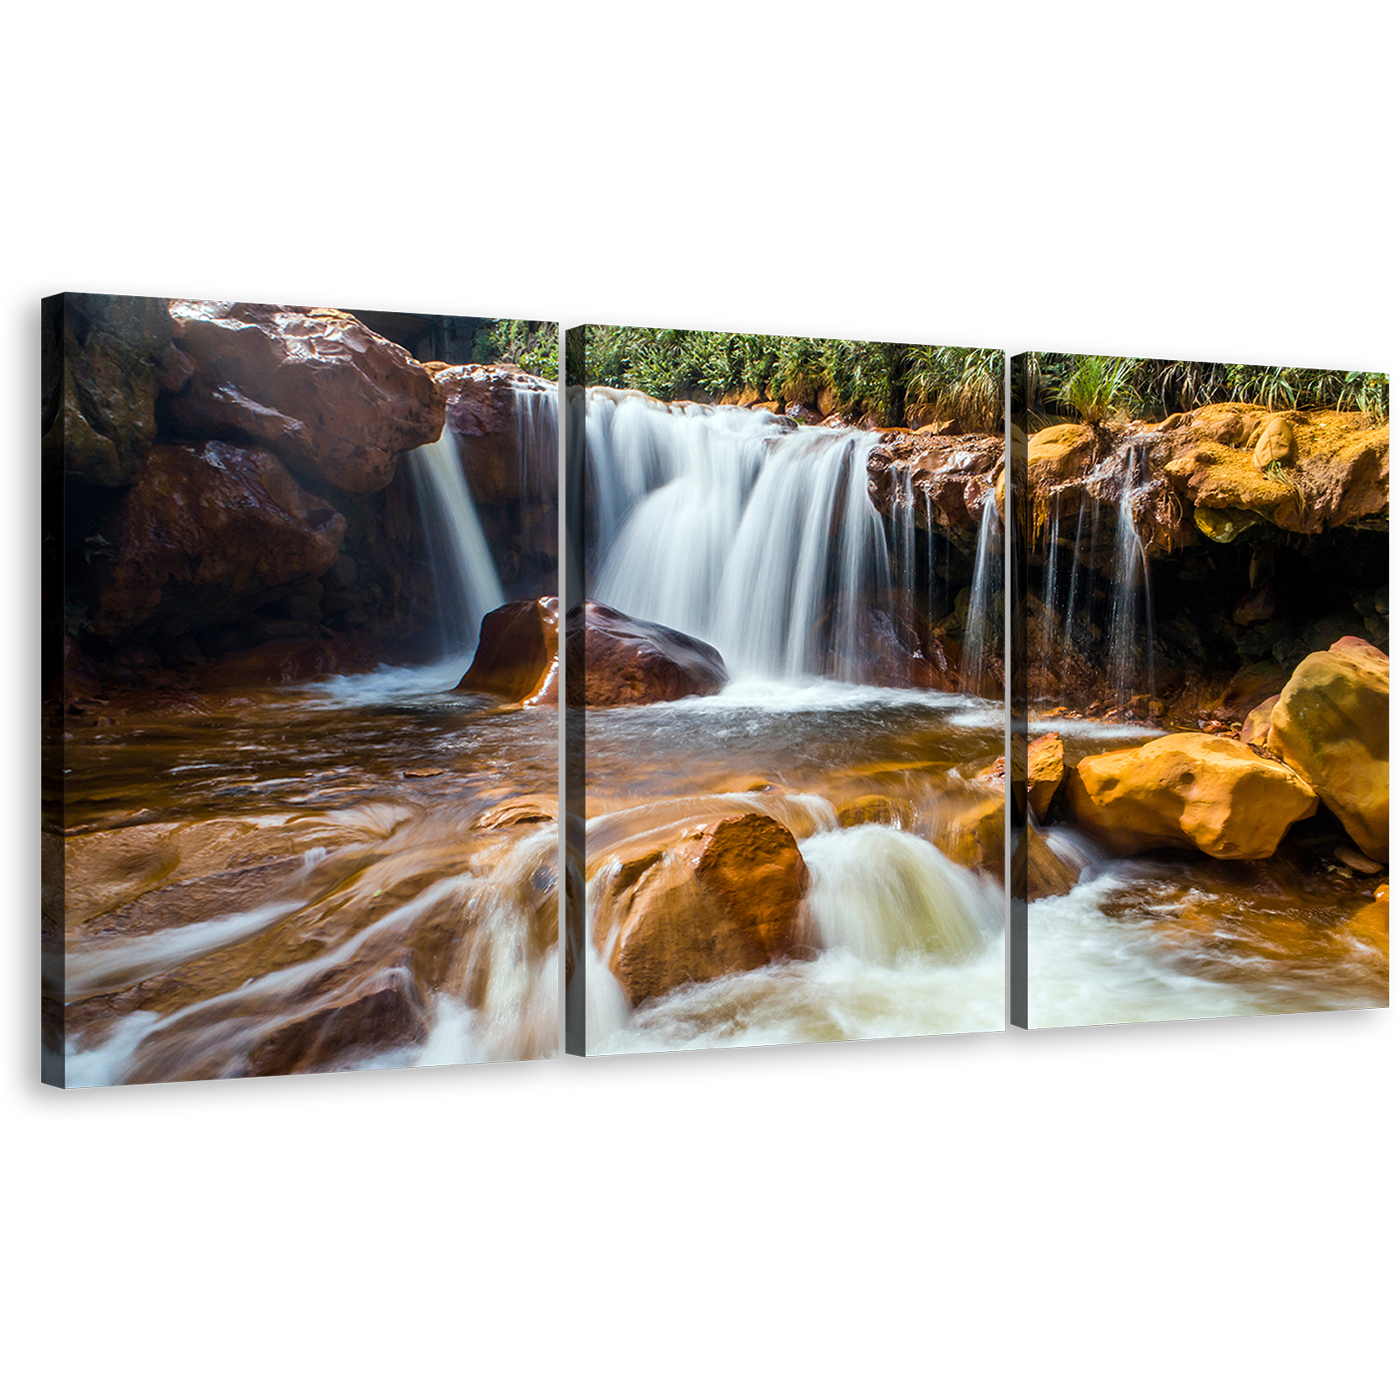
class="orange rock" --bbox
[1268,637,1389,862]
[595,812,808,1004]
[456,597,559,706]
[1065,733,1317,859]
[1240,694,1281,748]
[1027,732,1065,821]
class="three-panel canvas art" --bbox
[42,295,1390,1086]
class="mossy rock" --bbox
[1194,505,1263,543]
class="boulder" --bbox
[1011,827,1081,901]
[1240,694,1281,748]
[1065,733,1318,859]
[1268,637,1389,862]
[93,441,345,637]
[566,600,728,706]
[594,812,808,1004]
[456,597,559,705]
[1027,732,1065,821]
[167,302,446,492]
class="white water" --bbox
[408,431,505,656]
[1025,868,1378,1028]
[960,492,1001,696]
[1106,443,1157,707]
[588,392,890,681]
[584,821,1004,1055]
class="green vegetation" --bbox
[1021,354,1388,426]
[580,327,1005,432]
[474,320,558,379]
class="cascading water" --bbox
[960,491,1002,697]
[587,391,891,682]
[408,432,505,657]
[1106,442,1156,708]
[575,387,1011,1052]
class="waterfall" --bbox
[960,491,1002,696]
[587,391,891,682]
[1106,442,1156,708]
[408,432,505,658]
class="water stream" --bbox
[580,389,1007,1049]
[60,386,559,1084]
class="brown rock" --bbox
[1065,734,1318,859]
[241,968,428,1078]
[1012,826,1081,901]
[1268,637,1389,862]
[45,294,175,487]
[456,597,559,705]
[94,441,345,636]
[566,600,727,707]
[168,302,446,492]
[596,812,808,1004]
[1027,732,1065,821]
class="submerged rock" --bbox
[456,596,559,706]
[1268,637,1389,862]
[566,600,728,707]
[594,812,808,1004]
[1065,733,1317,859]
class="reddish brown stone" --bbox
[94,441,345,637]
[456,597,559,705]
[566,601,727,707]
[168,302,446,492]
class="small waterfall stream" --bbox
[408,433,505,658]
[960,492,1002,697]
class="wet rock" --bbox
[565,600,728,707]
[242,967,429,1077]
[456,597,559,706]
[93,441,345,637]
[595,812,808,1004]
[931,787,1004,874]
[1335,845,1384,875]
[168,302,446,492]
[1268,637,1389,862]
[1013,827,1080,901]
[866,431,1004,541]
[1065,733,1318,859]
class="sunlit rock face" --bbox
[1064,732,1318,860]
[593,811,809,1005]
[1269,637,1390,863]
[168,301,447,493]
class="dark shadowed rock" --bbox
[566,600,728,706]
